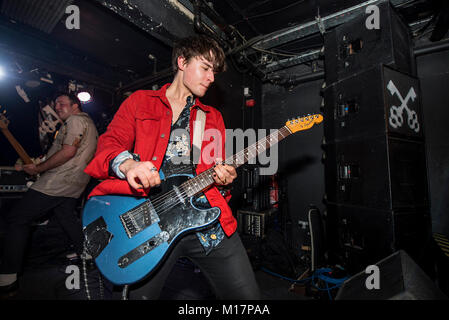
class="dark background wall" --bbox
[201,63,264,217]
[417,48,449,236]
[260,77,325,252]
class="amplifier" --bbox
[237,209,273,238]
[324,0,414,84]
[0,166,30,193]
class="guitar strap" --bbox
[191,108,206,169]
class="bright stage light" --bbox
[0,66,5,79]
[77,91,92,103]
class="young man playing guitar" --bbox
[83,35,261,299]
[0,93,98,298]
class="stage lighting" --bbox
[0,66,5,79]
[77,91,92,103]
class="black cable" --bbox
[231,0,306,25]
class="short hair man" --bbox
[84,35,260,299]
[0,93,98,297]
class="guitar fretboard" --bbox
[180,126,292,197]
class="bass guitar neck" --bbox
[1,128,33,165]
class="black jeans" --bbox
[0,189,84,274]
[128,231,261,300]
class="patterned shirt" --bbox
[159,96,225,255]
[31,112,98,198]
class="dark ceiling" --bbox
[0,0,447,92]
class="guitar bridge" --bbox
[119,201,159,238]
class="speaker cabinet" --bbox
[324,136,428,210]
[326,204,430,265]
[324,0,414,85]
[323,65,423,143]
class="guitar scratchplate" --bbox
[84,216,113,259]
[118,231,170,268]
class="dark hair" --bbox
[55,92,82,111]
[172,34,226,73]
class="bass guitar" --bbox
[82,114,323,285]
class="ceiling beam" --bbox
[92,0,196,47]
[233,0,414,57]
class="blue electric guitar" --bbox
[82,114,323,285]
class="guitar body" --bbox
[82,172,221,285]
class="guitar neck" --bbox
[181,126,292,197]
[1,128,33,165]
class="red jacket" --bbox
[84,84,237,236]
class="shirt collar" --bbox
[146,83,211,113]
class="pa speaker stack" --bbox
[322,0,431,273]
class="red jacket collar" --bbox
[146,83,211,113]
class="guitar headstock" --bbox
[285,114,323,133]
[0,106,10,130]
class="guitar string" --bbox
[127,128,291,222]
[121,130,283,227]
[151,121,300,207]
[125,142,269,223]
[124,118,314,227]
[124,121,320,224]
[123,117,317,226]
[124,116,318,223]
[141,116,313,211]
[142,128,286,212]
[124,126,296,223]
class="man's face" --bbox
[181,55,216,97]
[55,95,78,121]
